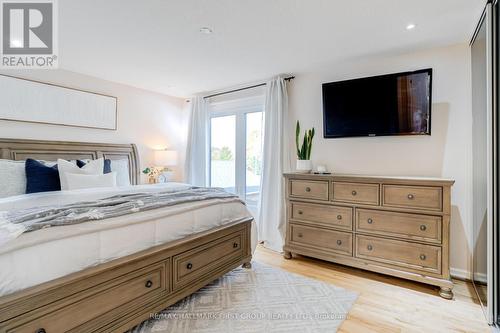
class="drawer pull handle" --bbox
[420,254,426,260]
[298,210,303,215]
[305,187,311,192]
[36,329,46,333]
[298,233,303,238]
[420,225,427,231]
[367,218,373,224]
[407,194,415,200]
[186,262,193,270]
[336,240,342,245]
[367,245,373,251]
[351,190,357,196]
[233,242,238,248]
[337,214,342,220]
[145,280,153,288]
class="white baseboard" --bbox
[474,272,488,284]
[450,267,487,283]
[450,267,472,280]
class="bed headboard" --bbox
[0,138,140,185]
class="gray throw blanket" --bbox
[0,187,242,245]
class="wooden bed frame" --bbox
[0,139,253,333]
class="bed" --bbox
[0,139,254,333]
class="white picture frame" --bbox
[0,74,117,130]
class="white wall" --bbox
[0,69,189,182]
[288,43,473,277]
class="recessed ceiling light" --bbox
[199,27,213,34]
[406,23,416,30]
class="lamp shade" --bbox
[155,149,178,166]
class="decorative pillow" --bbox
[0,159,27,198]
[77,159,112,174]
[110,159,131,186]
[58,158,104,190]
[25,159,61,194]
[0,159,61,198]
[77,159,130,186]
[65,172,117,190]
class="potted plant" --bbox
[295,121,315,173]
[142,167,163,184]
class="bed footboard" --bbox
[0,219,253,333]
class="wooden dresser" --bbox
[283,173,455,299]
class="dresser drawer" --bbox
[356,235,441,274]
[290,223,353,256]
[290,180,329,200]
[356,209,442,243]
[291,202,352,230]
[7,263,166,333]
[382,185,442,211]
[332,182,379,205]
[173,231,244,289]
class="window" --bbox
[209,97,264,215]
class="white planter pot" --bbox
[296,160,312,173]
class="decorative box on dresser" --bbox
[283,173,455,299]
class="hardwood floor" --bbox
[253,245,490,333]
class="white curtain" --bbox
[185,96,209,186]
[257,76,291,252]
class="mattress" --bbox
[0,183,257,297]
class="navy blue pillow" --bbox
[25,159,61,194]
[76,159,111,173]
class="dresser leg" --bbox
[283,251,292,259]
[439,287,453,300]
[242,261,252,269]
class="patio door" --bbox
[209,99,264,216]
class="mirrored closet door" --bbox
[471,0,498,326]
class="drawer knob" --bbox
[305,187,311,192]
[351,190,357,196]
[420,225,427,231]
[337,214,342,220]
[298,233,303,238]
[367,218,373,224]
[145,280,153,288]
[233,242,238,248]
[407,194,415,200]
[420,254,426,260]
[336,240,342,245]
[186,262,193,270]
[367,245,373,251]
[298,210,303,215]
[36,329,46,333]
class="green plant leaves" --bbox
[295,121,315,160]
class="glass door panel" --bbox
[210,115,236,193]
[245,112,264,215]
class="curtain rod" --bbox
[202,76,295,99]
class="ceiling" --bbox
[59,0,484,97]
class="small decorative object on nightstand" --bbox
[295,121,315,173]
[155,149,178,183]
[142,167,160,184]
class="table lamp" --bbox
[154,149,178,183]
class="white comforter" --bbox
[0,183,257,296]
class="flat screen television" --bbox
[322,68,432,138]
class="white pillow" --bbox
[58,158,104,190]
[0,159,26,198]
[65,172,117,190]
[110,159,131,186]
[78,158,130,186]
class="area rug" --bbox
[129,262,358,333]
